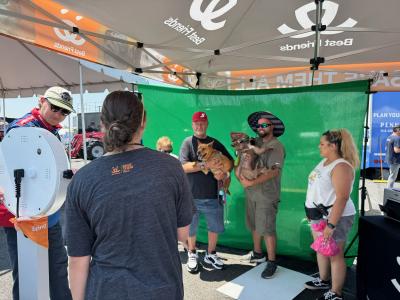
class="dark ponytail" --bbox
[101,91,144,152]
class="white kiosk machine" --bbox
[0,127,72,300]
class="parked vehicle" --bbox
[69,131,105,160]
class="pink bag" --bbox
[310,220,340,257]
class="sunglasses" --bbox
[255,123,272,129]
[46,99,71,116]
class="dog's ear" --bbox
[208,141,214,148]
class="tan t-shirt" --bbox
[246,137,285,201]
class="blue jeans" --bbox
[387,163,400,188]
[3,223,72,300]
[189,198,224,236]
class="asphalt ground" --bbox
[0,160,387,299]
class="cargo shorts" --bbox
[245,189,279,236]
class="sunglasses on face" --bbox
[255,123,272,129]
[46,100,71,116]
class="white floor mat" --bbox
[217,263,313,300]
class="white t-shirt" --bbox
[305,158,356,217]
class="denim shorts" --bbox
[311,215,354,242]
[189,198,224,236]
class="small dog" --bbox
[230,132,270,180]
[196,141,232,193]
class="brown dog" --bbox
[196,141,232,193]
[230,132,270,180]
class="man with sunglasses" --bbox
[236,111,285,279]
[0,86,73,299]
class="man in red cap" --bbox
[179,111,233,273]
[236,111,285,279]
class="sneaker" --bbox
[304,277,330,290]
[204,251,224,269]
[186,251,198,273]
[316,290,343,300]
[241,251,267,263]
[261,260,278,279]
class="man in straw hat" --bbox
[0,86,74,299]
[236,111,286,279]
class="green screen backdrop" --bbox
[138,80,369,261]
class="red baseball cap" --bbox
[192,111,208,122]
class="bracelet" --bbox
[327,222,336,229]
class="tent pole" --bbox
[360,80,373,217]
[310,0,324,86]
[68,114,72,165]
[344,80,373,258]
[79,62,88,164]
[0,77,6,128]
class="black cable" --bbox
[14,169,25,218]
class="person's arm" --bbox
[69,256,90,300]
[394,138,400,153]
[177,225,189,244]
[179,137,209,174]
[239,144,284,188]
[239,168,280,188]
[323,163,354,239]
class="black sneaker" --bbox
[305,277,330,290]
[316,290,343,300]
[261,260,278,279]
[241,251,266,263]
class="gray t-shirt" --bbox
[386,134,400,164]
[66,148,194,300]
[246,137,285,201]
[179,135,233,199]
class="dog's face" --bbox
[230,132,250,152]
[197,141,214,161]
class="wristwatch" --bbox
[327,222,336,229]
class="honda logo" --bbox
[190,0,237,31]
[277,1,357,39]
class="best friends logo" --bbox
[277,1,357,52]
[163,0,237,46]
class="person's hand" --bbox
[0,192,4,205]
[323,226,334,240]
[239,176,255,188]
[214,171,227,181]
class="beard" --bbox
[257,130,269,138]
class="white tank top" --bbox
[305,158,356,217]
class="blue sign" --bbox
[366,92,400,168]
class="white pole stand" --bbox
[17,231,49,300]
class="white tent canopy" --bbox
[52,0,400,90]
[1,0,399,90]
[0,35,129,98]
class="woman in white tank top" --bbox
[304,129,360,300]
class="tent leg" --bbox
[79,62,88,164]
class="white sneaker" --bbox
[187,251,198,273]
[241,251,266,263]
[204,252,224,269]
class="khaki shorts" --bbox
[245,189,279,236]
